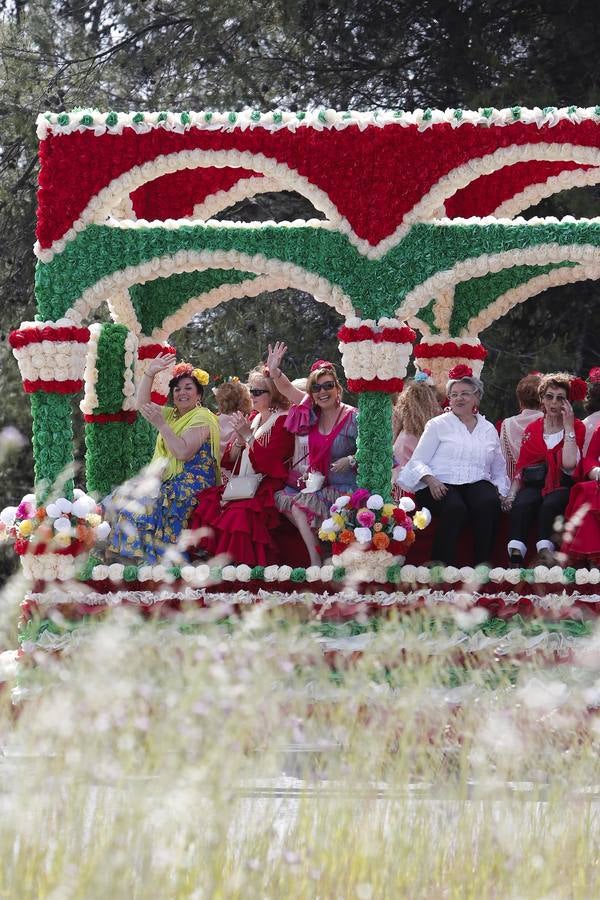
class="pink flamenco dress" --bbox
[275,395,358,524]
[189,411,294,566]
[562,424,600,564]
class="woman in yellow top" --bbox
[104,354,220,563]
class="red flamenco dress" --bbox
[562,424,600,563]
[189,411,294,565]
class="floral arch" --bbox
[10,106,600,500]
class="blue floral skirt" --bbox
[104,444,217,563]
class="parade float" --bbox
[4,105,600,660]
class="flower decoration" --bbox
[0,491,111,561]
[319,490,429,557]
[310,359,335,372]
[172,361,210,386]
[569,376,588,403]
[588,367,600,384]
[414,369,434,385]
[448,364,473,380]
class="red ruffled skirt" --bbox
[562,481,600,561]
[189,477,286,566]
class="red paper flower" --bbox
[588,367,600,384]
[448,364,473,380]
[569,376,588,403]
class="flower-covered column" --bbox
[130,340,177,473]
[9,320,90,499]
[80,324,138,496]
[413,336,488,391]
[338,317,416,499]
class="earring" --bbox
[473,405,479,414]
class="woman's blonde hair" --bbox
[394,380,441,439]
[214,380,252,415]
[249,364,290,410]
[305,364,343,402]
[538,372,572,401]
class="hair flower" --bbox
[588,367,600,384]
[569,376,587,403]
[448,364,473,380]
[192,368,210,386]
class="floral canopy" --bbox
[10,106,600,498]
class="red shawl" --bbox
[516,417,585,495]
[583,423,600,477]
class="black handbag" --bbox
[522,462,547,486]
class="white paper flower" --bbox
[180,565,196,583]
[547,566,564,584]
[221,565,236,581]
[108,563,124,582]
[94,522,111,541]
[589,568,600,585]
[488,567,505,583]
[321,517,341,533]
[366,494,384,510]
[392,525,407,542]
[400,564,417,582]
[91,564,109,581]
[0,507,17,526]
[354,527,372,544]
[55,497,73,515]
[72,495,97,517]
[235,564,252,582]
[137,565,154,582]
[533,566,549,584]
[53,516,72,534]
[319,565,334,582]
[416,566,431,583]
[444,566,460,584]
[45,503,61,519]
[305,566,321,582]
[335,495,351,508]
[399,497,416,512]
[503,569,521,585]
[277,565,293,581]
[263,565,279,582]
[575,569,589,585]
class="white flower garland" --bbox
[122,330,138,410]
[79,324,101,414]
[36,106,600,141]
[63,247,355,327]
[398,242,600,322]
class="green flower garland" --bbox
[357,393,393,500]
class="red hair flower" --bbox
[588,367,600,384]
[310,359,334,372]
[569,376,588,403]
[447,364,473,380]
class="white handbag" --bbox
[221,413,279,502]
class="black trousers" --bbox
[508,486,570,545]
[415,480,500,566]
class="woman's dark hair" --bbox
[168,373,204,402]
[586,381,600,415]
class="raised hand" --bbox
[266,341,287,374]
[231,410,253,442]
[561,397,575,429]
[140,402,165,427]
[146,352,176,377]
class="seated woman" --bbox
[213,377,252,476]
[499,373,543,479]
[397,365,509,566]
[266,342,358,567]
[392,372,442,480]
[561,423,600,564]
[503,373,586,566]
[189,364,293,566]
[583,368,600,454]
[104,355,220,563]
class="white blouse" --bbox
[397,412,510,495]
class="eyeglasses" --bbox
[249,388,270,397]
[448,391,476,400]
[543,392,567,402]
[311,381,336,393]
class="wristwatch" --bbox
[348,455,357,468]
[566,431,576,440]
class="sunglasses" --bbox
[311,381,336,393]
[249,387,270,397]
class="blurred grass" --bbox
[0,588,598,896]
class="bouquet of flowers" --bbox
[318,489,431,557]
[0,490,110,557]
